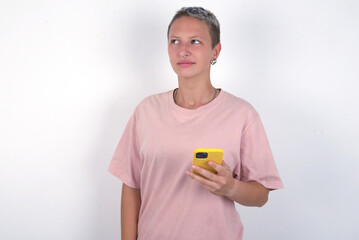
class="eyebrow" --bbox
[169,35,202,39]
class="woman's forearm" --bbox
[227,180,269,207]
[121,183,141,240]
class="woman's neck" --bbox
[175,76,217,109]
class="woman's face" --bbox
[168,16,221,79]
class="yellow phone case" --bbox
[192,148,224,176]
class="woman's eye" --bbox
[171,39,179,44]
[192,40,200,44]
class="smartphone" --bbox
[192,148,224,176]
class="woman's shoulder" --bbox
[139,90,171,105]
[133,90,172,112]
[219,90,261,125]
[221,90,257,112]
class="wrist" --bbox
[225,177,238,200]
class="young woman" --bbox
[109,7,283,240]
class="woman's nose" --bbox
[178,43,191,57]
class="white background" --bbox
[1,0,358,239]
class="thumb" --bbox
[222,160,231,170]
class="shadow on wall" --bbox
[86,9,169,240]
[117,9,170,93]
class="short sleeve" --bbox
[239,114,283,190]
[108,109,142,189]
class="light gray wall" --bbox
[1,0,358,239]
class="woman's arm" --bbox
[121,183,141,240]
[226,180,269,207]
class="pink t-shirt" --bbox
[109,90,283,240]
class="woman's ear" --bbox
[213,42,222,59]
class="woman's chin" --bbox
[174,69,202,79]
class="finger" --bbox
[208,161,227,175]
[191,165,218,181]
[186,170,217,188]
[221,160,232,171]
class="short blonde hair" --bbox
[167,7,220,49]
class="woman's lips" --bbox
[177,61,195,67]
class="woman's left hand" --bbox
[186,160,237,198]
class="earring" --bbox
[210,59,217,65]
